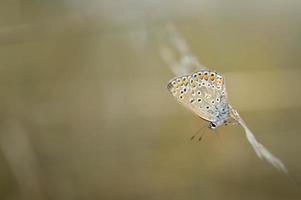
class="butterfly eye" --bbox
[211,100,215,104]
[198,72,202,76]
[197,91,201,95]
[216,98,220,102]
[193,73,197,78]
[197,98,202,102]
[179,95,183,99]
[206,106,209,109]
[190,99,195,103]
[183,88,187,92]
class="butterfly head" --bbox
[208,119,226,129]
[208,122,217,129]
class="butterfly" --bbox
[167,69,288,174]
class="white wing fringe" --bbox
[229,106,288,174]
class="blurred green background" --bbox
[0,0,300,200]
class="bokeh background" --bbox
[0,0,300,200]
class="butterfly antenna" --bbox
[190,125,206,140]
[198,129,208,141]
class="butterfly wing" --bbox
[167,70,228,123]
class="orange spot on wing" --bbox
[219,77,224,84]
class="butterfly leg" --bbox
[224,119,238,126]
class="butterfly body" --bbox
[167,69,230,129]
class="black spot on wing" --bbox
[167,81,173,91]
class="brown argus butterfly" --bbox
[167,69,288,174]
[163,24,288,174]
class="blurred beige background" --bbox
[0,0,300,200]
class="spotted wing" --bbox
[167,70,228,122]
